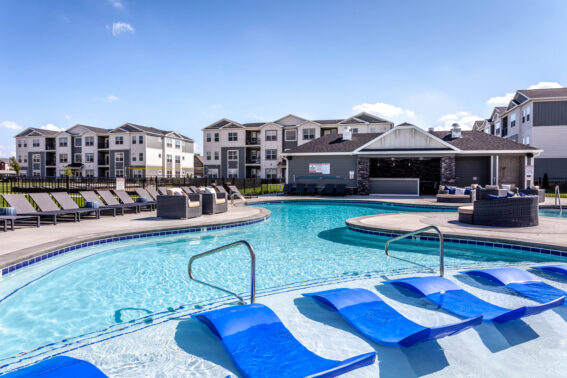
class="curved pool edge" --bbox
[0,207,271,277]
[346,213,567,258]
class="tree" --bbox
[63,166,74,177]
[542,173,549,190]
[9,157,20,175]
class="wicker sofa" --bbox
[157,194,202,219]
[437,189,476,203]
[476,186,508,200]
[458,196,539,227]
[518,188,546,203]
[202,192,228,214]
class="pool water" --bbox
[540,208,567,218]
[0,201,564,362]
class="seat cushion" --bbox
[458,206,474,214]
[188,201,200,208]
[216,198,226,205]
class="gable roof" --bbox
[283,133,382,154]
[340,112,391,124]
[430,130,537,151]
[472,120,486,131]
[15,127,60,137]
[518,88,567,99]
[67,124,111,134]
[112,123,193,141]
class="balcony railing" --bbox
[98,160,110,166]
[246,138,261,145]
[45,144,56,151]
[246,158,261,164]
[46,161,56,166]
[98,142,109,149]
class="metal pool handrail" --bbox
[384,226,445,277]
[188,240,256,305]
[555,185,563,213]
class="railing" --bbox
[246,158,261,164]
[246,138,261,145]
[555,185,563,213]
[384,226,445,277]
[188,240,256,305]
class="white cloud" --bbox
[487,92,515,106]
[40,123,66,132]
[436,112,483,131]
[0,144,15,158]
[110,22,134,36]
[527,81,563,89]
[352,102,416,120]
[1,121,23,130]
[108,0,123,9]
[248,113,265,122]
[64,114,71,120]
[106,95,119,102]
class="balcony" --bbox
[246,157,261,164]
[246,138,261,145]
[46,160,56,166]
[98,160,110,166]
[45,144,56,151]
[98,142,110,149]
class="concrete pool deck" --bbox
[0,205,269,271]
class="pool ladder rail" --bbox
[555,185,563,213]
[188,240,256,305]
[384,226,445,277]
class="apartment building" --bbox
[15,123,194,178]
[202,112,394,179]
[480,88,567,178]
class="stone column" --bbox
[357,157,370,195]
[440,156,455,186]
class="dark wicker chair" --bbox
[437,189,476,203]
[518,188,546,203]
[157,194,202,219]
[476,187,508,200]
[202,192,228,214]
[466,197,539,227]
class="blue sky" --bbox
[1,0,567,156]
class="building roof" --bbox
[313,119,344,124]
[15,128,60,137]
[518,88,567,99]
[284,133,383,154]
[194,154,204,165]
[430,130,537,151]
[74,124,110,134]
[472,120,486,131]
[116,123,193,141]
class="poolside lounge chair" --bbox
[158,187,168,195]
[157,193,202,219]
[135,188,158,206]
[304,288,482,347]
[386,276,563,323]
[320,184,335,196]
[228,185,248,200]
[533,265,567,278]
[295,183,306,195]
[195,303,376,377]
[80,191,122,216]
[50,192,101,219]
[281,183,293,196]
[146,187,160,200]
[3,355,107,377]
[181,186,194,194]
[189,185,200,193]
[114,190,154,211]
[202,192,227,214]
[0,215,40,231]
[30,193,97,222]
[305,184,318,195]
[2,194,71,225]
[463,267,567,306]
[97,190,140,213]
[335,184,346,196]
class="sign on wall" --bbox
[309,163,330,174]
[525,164,534,177]
[116,177,125,190]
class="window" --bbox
[285,129,297,141]
[175,171,181,178]
[207,168,219,178]
[510,113,516,127]
[132,155,136,162]
[522,106,531,122]
[85,169,95,177]
[132,169,143,178]
[352,128,359,133]
[303,128,316,140]
[115,169,124,177]
[166,154,172,163]
[206,133,211,142]
[139,153,143,162]
[115,152,124,163]
[166,170,172,178]
[526,106,530,121]
[265,149,277,160]
[228,132,238,142]
[85,153,94,163]
[115,136,123,145]
[523,136,531,145]
[175,155,181,163]
[32,154,40,163]
[495,121,501,135]
[166,138,173,148]
[74,153,82,163]
[157,169,162,175]
[265,130,277,141]
[206,151,211,160]
[158,153,162,158]
[75,138,82,147]
[17,140,22,148]
[59,137,68,147]
[228,150,238,160]
[85,136,94,146]
[214,133,219,142]
[265,168,277,179]
[33,170,41,177]
[214,151,219,160]
[32,139,40,147]
[139,135,144,144]
[24,156,27,163]
[18,156,21,163]
[59,153,68,163]
[132,135,137,144]
[175,140,181,149]
[227,168,238,178]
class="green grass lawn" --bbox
[241,184,283,195]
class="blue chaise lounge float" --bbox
[4,356,106,377]
[462,267,567,306]
[303,288,482,347]
[195,303,376,377]
[532,264,567,279]
[385,276,564,323]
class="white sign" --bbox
[309,163,331,175]
[525,164,534,177]
[116,177,125,190]
[349,170,355,179]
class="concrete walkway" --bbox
[0,205,269,270]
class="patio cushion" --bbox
[216,198,226,205]
[188,201,200,208]
[458,206,474,215]
[0,207,17,216]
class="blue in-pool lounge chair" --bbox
[304,288,482,347]
[4,356,107,377]
[463,267,567,306]
[386,276,564,323]
[533,264,567,278]
[195,303,376,377]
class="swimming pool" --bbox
[540,208,567,218]
[0,201,564,364]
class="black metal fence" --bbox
[537,177,567,192]
[0,176,284,207]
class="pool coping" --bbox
[0,207,271,277]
